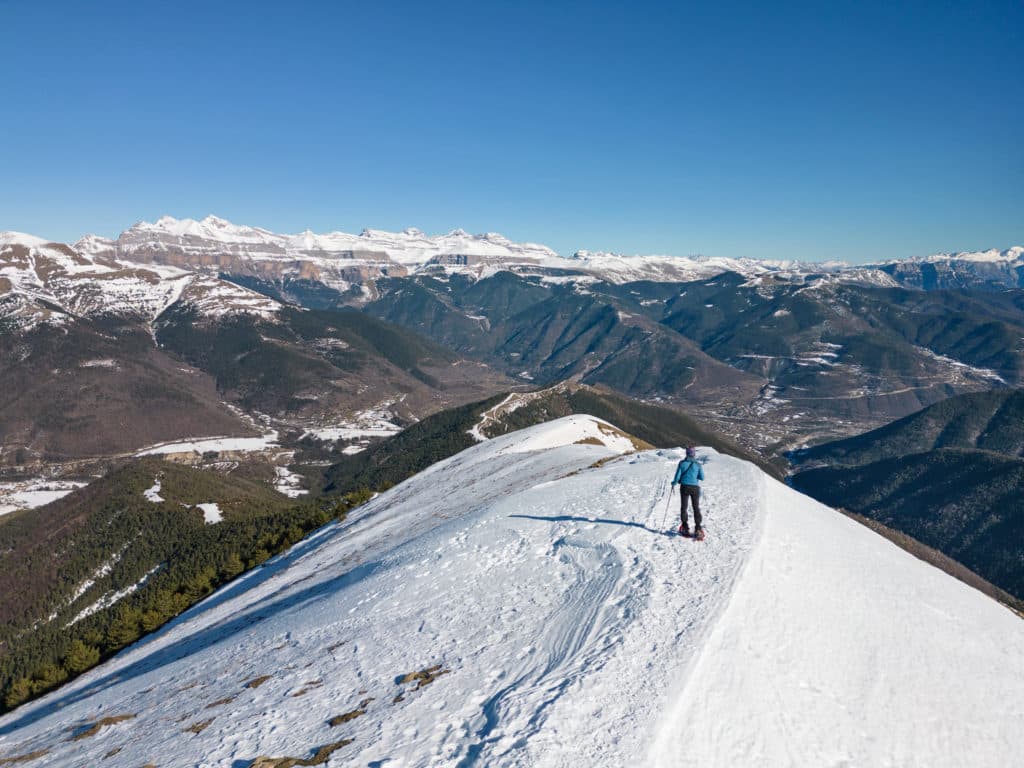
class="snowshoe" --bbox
[677,524,691,537]
[694,527,706,541]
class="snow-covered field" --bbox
[1,416,1022,767]
[0,479,88,516]
[135,432,279,457]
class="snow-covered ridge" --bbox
[75,215,560,271]
[75,214,1024,287]
[9,217,1024,301]
[6,218,1024,325]
[879,245,1024,265]
[2,415,1021,767]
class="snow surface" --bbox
[1,416,1022,767]
[136,432,279,457]
[143,479,163,503]
[273,466,309,498]
[69,566,162,626]
[0,480,88,516]
[196,503,223,525]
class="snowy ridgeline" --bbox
[1,415,1022,767]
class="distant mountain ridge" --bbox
[0,231,512,469]
[5,221,1024,459]
[64,214,1024,289]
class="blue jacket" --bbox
[672,458,704,486]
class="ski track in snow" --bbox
[1,416,1022,767]
[0,420,760,768]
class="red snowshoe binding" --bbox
[694,527,706,541]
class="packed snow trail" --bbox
[0,417,762,767]
[651,475,1024,767]
[2,415,1022,767]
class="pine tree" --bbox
[141,609,165,634]
[106,607,143,649]
[65,640,101,674]
[222,552,244,579]
[151,589,177,619]
[31,663,68,694]
[3,677,32,709]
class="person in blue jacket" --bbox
[672,446,704,538]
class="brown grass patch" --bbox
[573,436,604,446]
[245,675,272,689]
[206,695,237,709]
[0,750,50,765]
[69,714,136,741]
[588,455,621,470]
[184,719,214,734]
[248,739,353,767]
[397,664,450,690]
[103,747,122,759]
[291,679,324,697]
[327,709,365,726]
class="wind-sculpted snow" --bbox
[0,418,760,766]
[1,416,1022,767]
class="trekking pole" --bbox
[660,482,674,531]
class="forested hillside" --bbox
[322,383,782,495]
[791,390,1024,601]
[792,389,1024,467]
[793,449,1024,599]
[0,460,368,713]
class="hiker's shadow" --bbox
[509,514,671,536]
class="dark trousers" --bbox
[679,484,701,530]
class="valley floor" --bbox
[0,418,1021,767]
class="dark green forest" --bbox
[793,448,1024,600]
[0,460,373,713]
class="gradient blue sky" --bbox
[2,1,1021,262]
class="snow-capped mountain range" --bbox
[72,214,1024,288]
[3,214,1022,332]
[1,416,1020,766]
[72,214,898,288]
[0,229,278,331]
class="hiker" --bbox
[671,446,704,539]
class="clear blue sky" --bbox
[2,1,1021,262]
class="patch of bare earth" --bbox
[0,749,50,765]
[247,739,352,767]
[184,719,214,734]
[68,714,136,742]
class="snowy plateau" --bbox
[0,416,1021,767]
